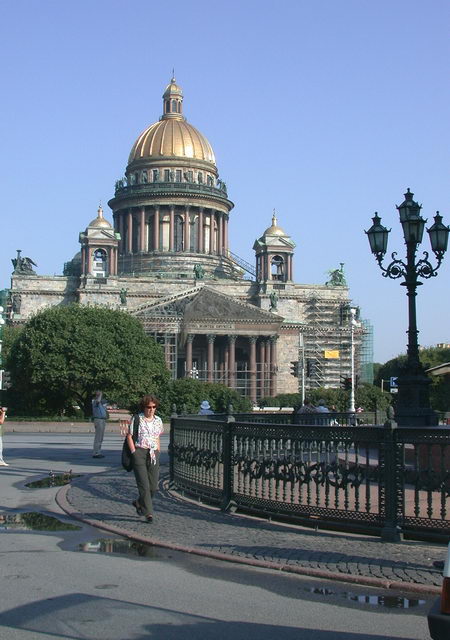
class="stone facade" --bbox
[6,78,360,402]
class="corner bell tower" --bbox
[253,212,296,283]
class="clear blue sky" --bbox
[1,0,449,363]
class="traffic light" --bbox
[306,359,313,377]
[341,377,352,390]
[290,361,299,377]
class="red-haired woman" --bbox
[126,395,163,522]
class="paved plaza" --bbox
[60,459,445,596]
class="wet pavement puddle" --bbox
[78,537,162,559]
[306,587,427,609]
[0,512,81,531]
[25,471,81,488]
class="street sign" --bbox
[390,376,398,393]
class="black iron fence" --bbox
[169,413,450,542]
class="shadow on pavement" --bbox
[0,593,421,640]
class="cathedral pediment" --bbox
[131,286,283,332]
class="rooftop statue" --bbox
[193,264,205,280]
[269,291,278,311]
[119,288,128,305]
[11,250,37,275]
[326,263,347,287]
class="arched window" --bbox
[198,172,203,184]
[174,215,183,251]
[165,100,170,113]
[171,99,177,112]
[190,214,198,252]
[92,248,107,277]
[148,217,154,250]
[142,170,148,183]
[271,255,284,281]
[161,214,170,251]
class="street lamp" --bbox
[365,189,449,426]
[349,306,358,413]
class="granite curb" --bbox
[56,467,444,596]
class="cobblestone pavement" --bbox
[58,463,446,596]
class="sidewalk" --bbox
[57,461,445,596]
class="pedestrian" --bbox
[91,390,108,458]
[198,400,214,415]
[297,398,316,414]
[315,399,330,413]
[0,407,8,466]
[127,395,163,523]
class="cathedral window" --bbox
[271,255,284,281]
[165,100,170,113]
[164,169,170,182]
[190,214,198,252]
[161,214,170,251]
[176,169,182,182]
[92,249,107,277]
[198,172,203,184]
[153,169,159,182]
[174,215,183,251]
[142,170,148,183]
[171,99,177,112]
[207,175,213,187]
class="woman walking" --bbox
[126,395,163,522]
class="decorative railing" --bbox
[113,181,231,202]
[169,414,450,542]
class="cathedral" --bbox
[7,77,365,402]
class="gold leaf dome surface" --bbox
[128,77,216,165]
[263,213,287,237]
[88,206,112,229]
[128,118,216,164]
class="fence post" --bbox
[380,414,403,542]
[221,407,236,512]
[168,404,178,488]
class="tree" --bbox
[376,346,450,412]
[166,378,252,416]
[7,304,170,416]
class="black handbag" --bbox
[121,415,139,472]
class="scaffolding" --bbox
[302,290,352,391]
[359,318,374,384]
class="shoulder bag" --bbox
[121,414,140,472]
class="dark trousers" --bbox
[132,447,160,517]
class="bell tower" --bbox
[253,212,296,283]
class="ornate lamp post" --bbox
[348,306,358,413]
[365,189,449,426]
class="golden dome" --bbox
[128,77,216,165]
[128,119,216,164]
[89,205,113,229]
[263,212,287,237]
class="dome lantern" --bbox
[162,74,184,120]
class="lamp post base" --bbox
[395,372,438,426]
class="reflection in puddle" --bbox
[0,512,81,531]
[307,587,426,609]
[79,538,159,559]
[26,471,80,488]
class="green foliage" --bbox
[165,378,252,416]
[1,325,23,364]
[6,304,170,416]
[376,346,450,411]
[260,384,390,413]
